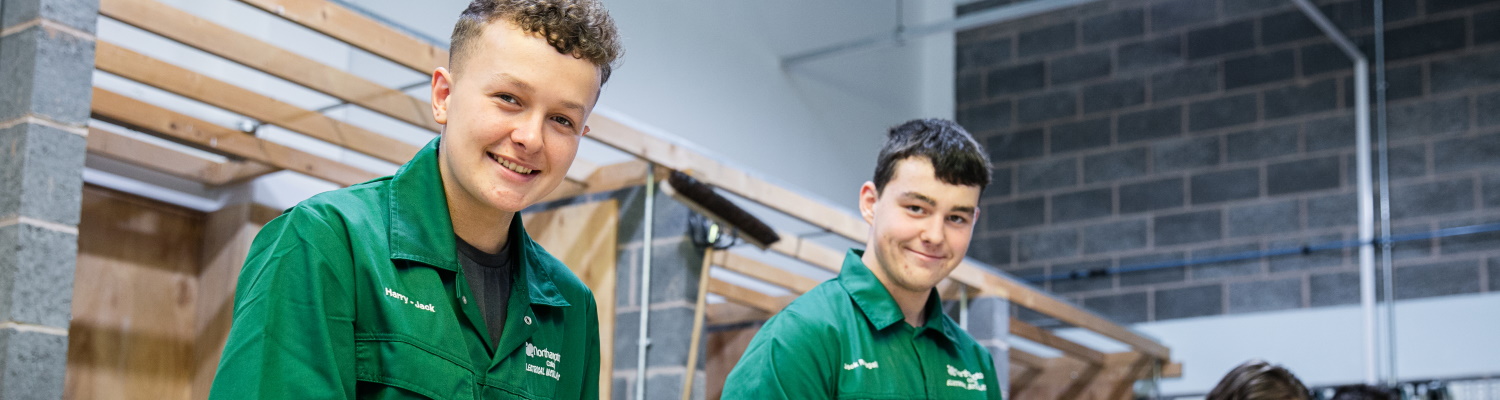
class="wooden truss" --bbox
[88,0,1179,398]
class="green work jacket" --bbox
[209,137,600,400]
[722,249,1002,400]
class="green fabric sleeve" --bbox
[721,310,835,400]
[208,206,358,399]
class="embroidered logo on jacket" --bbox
[524,342,562,380]
[384,287,435,312]
[842,359,879,370]
[945,364,987,392]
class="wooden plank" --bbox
[1101,352,1152,400]
[539,160,650,203]
[1009,362,1044,398]
[86,127,280,186]
[705,302,772,326]
[100,0,441,132]
[1056,363,1102,400]
[713,251,822,294]
[1009,318,1106,366]
[194,201,265,399]
[682,248,715,400]
[233,0,448,74]
[521,200,619,400]
[91,87,380,187]
[585,113,1172,360]
[94,41,420,166]
[1008,348,1048,370]
[706,278,791,314]
[69,186,204,400]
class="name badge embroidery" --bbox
[524,342,562,381]
[843,359,879,370]
[945,364,987,392]
[384,287,435,312]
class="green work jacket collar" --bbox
[385,136,570,308]
[839,249,959,344]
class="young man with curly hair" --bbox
[723,119,1003,399]
[209,1,621,398]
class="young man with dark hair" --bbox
[1206,360,1311,400]
[722,118,1002,399]
[208,1,621,398]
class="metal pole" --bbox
[1288,0,1377,385]
[1374,0,1398,387]
[635,164,656,400]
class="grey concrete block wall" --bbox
[601,186,709,400]
[1,0,96,397]
[957,0,1500,326]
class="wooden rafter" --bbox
[706,278,793,315]
[91,87,380,187]
[95,41,420,166]
[99,0,441,132]
[233,0,448,74]
[1009,318,1106,365]
[713,251,822,294]
[86,127,280,185]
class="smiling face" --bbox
[860,157,982,297]
[431,20,601,218]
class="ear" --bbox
[431,67,454,126]
[581,125,591,137]
[859,181,879,226]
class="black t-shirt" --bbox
[456,235,515,347]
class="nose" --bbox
[509,114,546,154]
[919,215,945,246]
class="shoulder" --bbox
[755,280,850,343]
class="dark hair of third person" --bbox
[449,0,623,83]
[1205,360,1311,400]
[872,118,992,194]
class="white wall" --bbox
[1054,292,1500,397]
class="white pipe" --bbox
[959,284,969,331]
[635,165,656,400]
[1373,0,1398,386]
[781,0,1101,67]
[1289,0,1377,385]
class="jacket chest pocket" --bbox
[483,336,567,399]
[355,336,475,400]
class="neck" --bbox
[860,250,930,327]
[450,202,514,254]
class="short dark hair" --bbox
[449,0,622,84]
[1206,360,1310,400]
[872,119,992,194]
[1330,384,1395,400]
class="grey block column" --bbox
[0,0,98,398]
[966,296,1010,396]
[610,186,706,400]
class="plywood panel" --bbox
[522,200,619,400]
[66,186,205,400]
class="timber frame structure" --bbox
[83,0,1181,398]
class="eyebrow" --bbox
[495,73,587,112]
[900,191,977,215]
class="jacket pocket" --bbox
[355,335,475,400]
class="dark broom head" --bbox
[665,170,780,248]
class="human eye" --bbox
[494,93,519,105]
[550,115,575,128]
[947,214,971,225]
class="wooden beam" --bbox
[1009,362,1044,398]
[1008,318,1106,366]
[706,278,792,315]
[95,41,419,166]
[538,159,650,203]
[1102,352,1152,400]
[86,127,280,185]
[99,0,440,132]
[1056,362,1102,400]
[584,114,1172,360]
[91,87,381,187]
[713,251,821,294]
[1007,348,1048,370]
[705,302,772,326]
[233,0,448,74]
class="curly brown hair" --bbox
[449,0,622,84]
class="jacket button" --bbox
[524,316,532,325]
[461,296,467,304]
